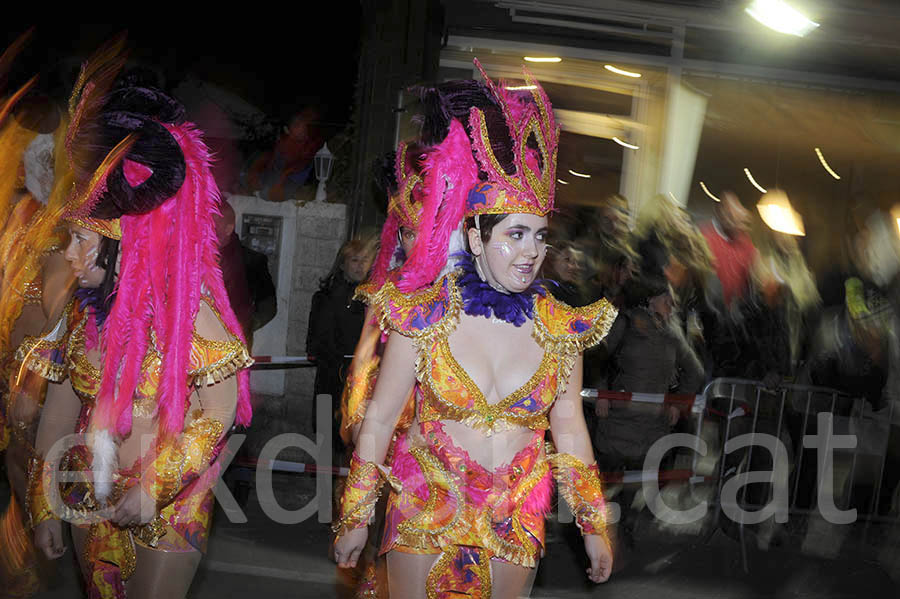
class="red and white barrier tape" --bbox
[581,389,706,414]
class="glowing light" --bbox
[557,179,569,185]
[757,189,805,236]
[568,169,591,179]
[604,64,642,78]
[612,137,640,150]
[743,168,767,193]
[746,0,819,37]
[814,147,841,180]
[505,84,538,91]
[524,56,562,63]
[700,181,720,202]
[896,217,900,238]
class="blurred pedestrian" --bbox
[215,200,278,345]
[543,240,590,306]
[591,273,703,550]
[700,191,756,309]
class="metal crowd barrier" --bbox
[697,378,897,571]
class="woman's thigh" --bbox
[491,558,537,599]
[125,544,202,599]
[386,549,537,599]
[386,551,439,599]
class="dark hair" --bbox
[69,78,188,220]
[414,80,516,179]
[624,274,670,309]
[464,214,508,251]
[96,236,119,310]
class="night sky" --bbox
[3,13,362,135]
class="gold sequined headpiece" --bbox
[66,215,121,240]
[465,59,560,218]
[387,142,424,229]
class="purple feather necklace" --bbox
[454,252,544,327]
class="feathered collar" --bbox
[74,286,113,330]
[454,252,544,327]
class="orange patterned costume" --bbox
[334,59,615,599]
[335,273,616,594]
[22,295,251,597]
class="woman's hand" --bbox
[584,534,613,583]
[333,527,368,568]
[665,404,680,426]
[110,485,157,528]
[34,520,66,559]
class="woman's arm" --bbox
[549,354,595,463]
[333,330,417,569]
[114,302,241,526]
[549,354,613,584]
[352,331,418,464]
[31,379,82,559]
[341,306,385,445]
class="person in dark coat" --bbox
[215,200,277,344]
[307,238,375,453]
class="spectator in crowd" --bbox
[247,107,324,202]
[591,274,704,548]
[633,193,718,353]
[697,192,793,383]
[662,223,719,355]
[215,200,278,344]
[543,240,590,306]
[792,278,893,513]
[307,238,375,453]
[581,194,636,304]
[753,228,821,374]
[700,191,757,309]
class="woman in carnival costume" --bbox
[0,95,76,598]
[23,66,253,598]
[333,60,616,598]
[337,145,426,598]
[341,144,425,447]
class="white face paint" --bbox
[473,213,549,293]
[64,224,107,289]
[490,242,513,258]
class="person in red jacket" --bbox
[700,191,757,308]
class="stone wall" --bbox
[285,201,347,439]
[227,195,347,449]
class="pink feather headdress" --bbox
[92,121,252,439]
[465,58,559,218]
[388,58,559,292]
[367,142,425,288]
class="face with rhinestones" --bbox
[64,223,107,288]
[468,213,549,293]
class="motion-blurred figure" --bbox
[592,273,704,550]
[543,240,590,307]
[753,229,820,375]
[215,200,277,345]
[0,95,73,599]
[701,191,756,309]
[247,108,323,202]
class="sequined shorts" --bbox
[380,421,552,567]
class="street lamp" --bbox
[314,142,334,202]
